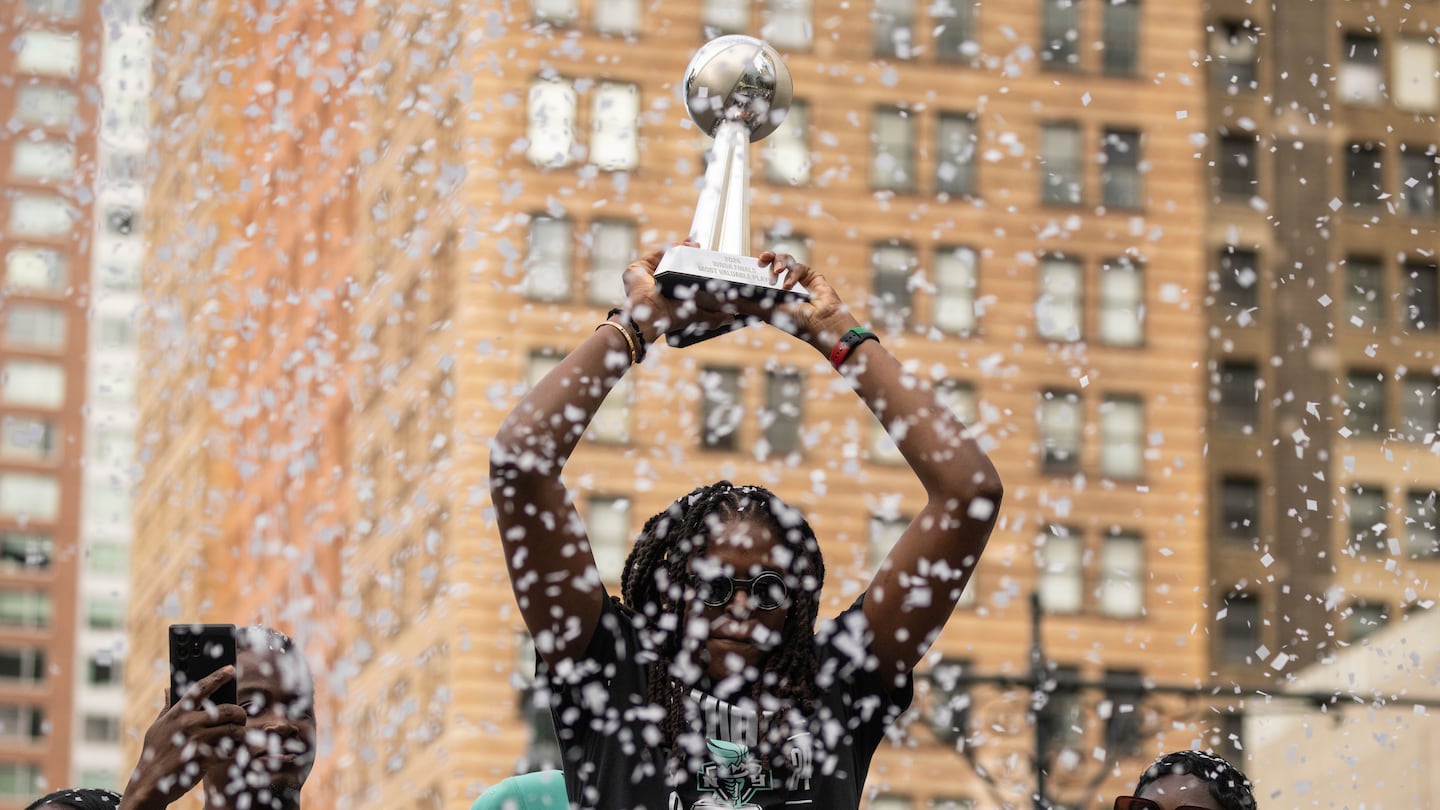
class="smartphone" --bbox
[168,623,238,707]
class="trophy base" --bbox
[655,246,811,347]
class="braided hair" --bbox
[24,789,121,810]
[1135,750,1257,810]
[614,481,826,780]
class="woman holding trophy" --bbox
[488,36,1003,810]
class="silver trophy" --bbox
[656,35,811,347]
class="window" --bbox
[1345,143,1384,209]
[1101,0,1139,75]
[934,245,978,335]
[531,0,577,26]
[93,364,136,403]
[1220,477,1260,545]
[871,242,916,332]
[87,482,132,526]
[1099,396,1143,480]
[0,417,58,463]
[871,107,916,192]
[764,100,810,185]
[1103,669,1145,755]
[934,0,977,63]
[1401,148,1437,217]
[1394,38,1439,112]
[1338,33,1384,106]
[0,590,52,628]
[1218,592,1259,663]
[9,193,76,238]
[925,658,971,744]
[586,371,631,444]
[1099,533,1143,617]
[24,0,81,18]
[873,0,915,59]
[1212,20,1259,92]
[1347,482,1388,555]
[583,495,630,583]
[526,78,577,168]
[937,379,978,424]
[86,541,129,574]
[761,367,804,457]
[0,533,51,570]
[1101,129,1142,209]
[0,705,46,741]
[11,140,75,182]
[0,763,43,800]
[5,248,68,292]
[1400,374,1439,443]
[1099,257,1143,345]
[83,713,121,743]
[525,216,573,302]
[87,597,125,631]
[869,416,905,465]
[4,303,67,350]
[593,0,641,35]
[586,219,636,306]
[1215,362,1259,433]
[104,206,138,237]
[1347,601,1389,641]
[16,30,80,77]
[1041,0,1081,70]
[590,82,639,171]
[762,0,812,50]
[1216,133,1257,199]
[1343,369,1386,438]
[871,796,915,810]
[1039,390,1082,473]
[1405,490,1439,559]
[1038,664,1083,749]
[1039,123,1082,204]
[1344,256,1384,330]
[15,85,78,127]
[0,648,45,684]
[699,366,743,450]
[1036,256,1082,342]
[764,230,810,264]
[0,474,59,522]
[1404,262,1439,331]
[701,0,748,36]
[98,314,135,346]
[868,514,907,567]
[1216,247,1261,326]
[935,113,977,196]
[3,361,65,409]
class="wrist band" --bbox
[829,327,880,369]
[607,308,648,364]
[595,320,637,365]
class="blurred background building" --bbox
[0,0,1433,808]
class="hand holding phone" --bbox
[169,623,238,707]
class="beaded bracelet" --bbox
[607,308,648,364]
[829,327,880,369]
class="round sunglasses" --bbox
[696,571,789,610]
[1114,797,1214,810]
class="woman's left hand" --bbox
[738,251,860,355]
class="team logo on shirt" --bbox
[692,739,773,809]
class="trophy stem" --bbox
[689,120,751,257]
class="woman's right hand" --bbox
[621,241,734,344]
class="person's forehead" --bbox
[236,647,312,696]
[1138,774,1223,810]
[704,516,783,566]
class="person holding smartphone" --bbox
[120,626,316,810]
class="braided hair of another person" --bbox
[1135,750,1257,810]
[614,480,827,780]
[24,789,122,810]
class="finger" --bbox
[757,251,776,267]
[177,665,235,710]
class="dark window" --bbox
[1345,143,1384,209]
[1214,248,1259,326]
[1401,148,1437,217]
[1218,593,1260,663]
[926,658,972,744]
[1101,0,1139,75]
[1041,0,1081,70]
[1040,123,1082,205]
[872,107,917,192]
[1344,256,1385,330]
[1339,33,1384,106]
[1101,128,1142,209]
[935,113,977,196]
[1347,600,1389,641]
[88,652,121,686]
[761,368,804,457]
[0,532,51,570]
[1347,482,1388,555]
[873,0,916,59]
[83,714,120,743]
[1219,477,1259,545]
[1344,369,1387,438]
[871,242,916,332]
[699,366,743,451]
[0,648,45,684]
[934,0,978,64]
[1039,390,1082,474]
[1405,490,1440,559]
[1216,134,1257,199]
[1103,669,1145,756]
[1038,665,1083,750]
[1212,20,1259,92]
[1404,262,1439,331]
[1216,362,1259,432]
[1400,374,1440,443]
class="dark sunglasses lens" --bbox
[752,572,788,609]
[701,577,733,607]
[1113,798,1159,810]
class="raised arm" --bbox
[489,242,724,667]
[752,251,1004,679]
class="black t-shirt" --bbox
[542,597,913,810]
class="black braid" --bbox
[1135,750,1257,810]
[612,481,827,781]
